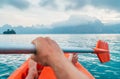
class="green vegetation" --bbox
[3,29,16,34]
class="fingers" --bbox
[68,53,78,65]
[29,58,37,67]
[71,53,78,64]
[26,56,39,79]
[31,36,64,66]
[31,54,37,62]
[32,37,43,45]
[32,37,61,53]
[73,53,78,59]
[32,37,54,47]
[45,37,53,45]
[31,55,43,65]
[45,37,60,49]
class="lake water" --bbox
[0,34,120,79]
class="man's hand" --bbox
[32,37,89,79]
[32,37,64,66]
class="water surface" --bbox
[0,34,120,79]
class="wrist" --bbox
[48,55,67,67]
[48,55,69,69]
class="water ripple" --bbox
[0,34,120,79]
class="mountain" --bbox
[0,15,120,34]
[0,23,120,34]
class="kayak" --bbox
[8,54,94,79]
[8,54,95,79]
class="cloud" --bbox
[65,0,89,10]
[49,15,103,33]
[39,0,58,10]
[65,0,120,11]
[37,0,120,12]
[91,0,120,11]
[51,15,102,27]
[0,0,30,10]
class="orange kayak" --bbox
[8,54,95,79]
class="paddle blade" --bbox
[94,40,110,63]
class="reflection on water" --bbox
[0,34,120,79]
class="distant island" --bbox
[0,22,120,34]
[3,29,16,34]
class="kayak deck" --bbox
[8,55,95,79]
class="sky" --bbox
[0,0,120,27]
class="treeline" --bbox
[3,29,16,34]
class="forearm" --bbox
[50,56,89,79]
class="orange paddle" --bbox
[0,40,110,63]
[94,40,110,63]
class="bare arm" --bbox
[32,37,89,79]
[49,55,89,79]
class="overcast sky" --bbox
[0,0,120,26]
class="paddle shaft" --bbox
[0,43,94,54]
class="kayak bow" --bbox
[8,54,95,79]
